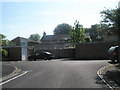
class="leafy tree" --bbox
[70,20,85,45]
[100,7,119,35]
[98,24,109,38]
[89,24,99,41]
[29,33,40,42]
[0,34,15,46]
[0,34,6,40]
[0,34,14,57]
[84,24,109,42]
[53,23,73,35]
[0,48,8,57]
[0,34,6,46]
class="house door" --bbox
[22,47,28,60]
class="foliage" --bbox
[0,34,6,40]
[53,23,73,35]
[0,48,8,57]
[84,24,109,42]
[70,20,85,45]
[84,7,119,42]
[29,33,40,42]
[0,34,15,57]
[0,34,15,46]
[117,7,120,38]
[100,7,120,36]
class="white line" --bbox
[0,71,28,85]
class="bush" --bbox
[0,48,8,57]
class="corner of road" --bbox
[1,64,21,82]
[97,64,120,90]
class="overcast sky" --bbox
[1,0,119,40]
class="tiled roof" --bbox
[12,36,28,41]
[41,34,71,41]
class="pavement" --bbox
[104,64,120,87]
[97,62,120,89]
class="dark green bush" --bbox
[0,48,8,57]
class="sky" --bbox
[0,0,120,40]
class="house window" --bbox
[21,42,27,46]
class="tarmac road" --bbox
[2,59,110,88]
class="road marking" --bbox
[0,71,28,85]
[0,67,21,82]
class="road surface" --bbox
[2,59,110,88]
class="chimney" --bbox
[43,31,46,36]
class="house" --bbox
[12,37,40,60]
[41,32,71,43]
[1,37,40,61]
[35,32,73,50]
[11,37,28,60]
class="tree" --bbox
[29,33,40,42]
[70,20,85,46]
[101,7,120,63]
[0,34,6,40]
[116,7,120,63]
[0,34,15,46]
[0,34,14,57]
[84,24,109,42]
[100,7,119,35]
[0,48,8,57]
[53,23,73,35]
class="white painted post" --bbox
[118,1,120,8]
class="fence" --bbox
[75,42,118,59]
[35,48,75,59]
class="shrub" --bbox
[0,48,8,57]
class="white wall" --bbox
[22,47,28,60]
[20,38,28,60]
